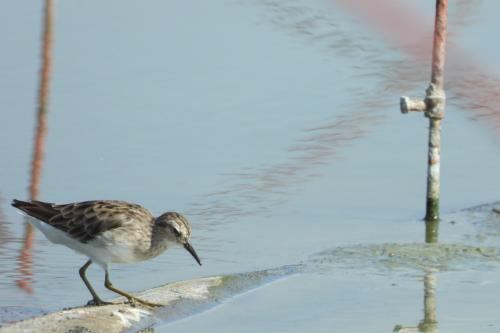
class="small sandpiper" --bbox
[12,199,202,307]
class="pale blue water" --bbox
[1,0,500,331]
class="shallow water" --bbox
[1,0,500,331]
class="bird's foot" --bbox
[126,296,163,308]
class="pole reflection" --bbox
[425,220,439,244]
[394,220,440,332]
[420,270,438,333]
[394,268,438,333]
[16,0,54,293]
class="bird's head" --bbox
[156,212,201,266]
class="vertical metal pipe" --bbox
[430,0,448,90]
[400,1,447,223]
[424,118,441,222]
[424,0,447,222]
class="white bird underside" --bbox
[29,218,165,268]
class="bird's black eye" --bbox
[172,227,181,237]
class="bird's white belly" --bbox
[29,219,140,267]
[83,239,139,266]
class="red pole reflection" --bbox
[17,0,54,294]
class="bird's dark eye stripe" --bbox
[166,224,181,236]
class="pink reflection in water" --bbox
[16,0,55,294]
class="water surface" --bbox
[1,0,500,331]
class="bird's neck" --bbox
[147,224,174,258]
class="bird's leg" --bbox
[79,260,116,306]
[104,270,163,307]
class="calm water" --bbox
[2,0,500,331]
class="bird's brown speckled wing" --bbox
[12,199,153,243]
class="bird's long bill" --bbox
[184,242,202,266]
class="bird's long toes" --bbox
[128,297,163,308]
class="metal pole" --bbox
[400,0,448,222]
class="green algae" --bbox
[308,243,500,273]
